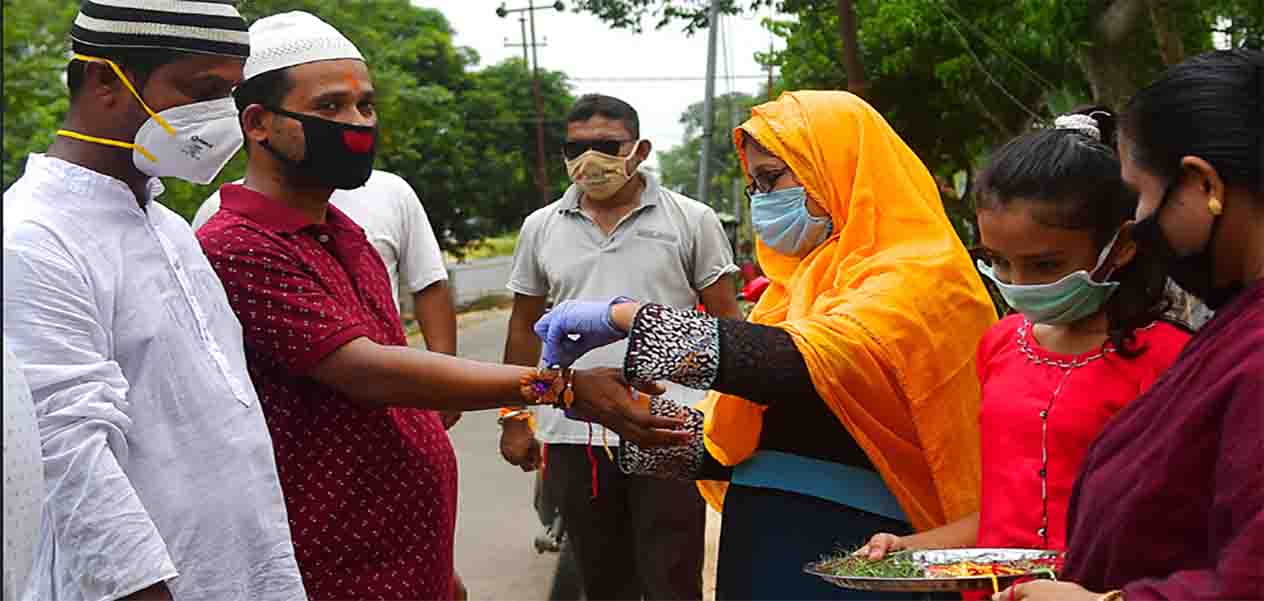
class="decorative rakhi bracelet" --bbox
[519,365,575,408]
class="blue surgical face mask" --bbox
[750,186,834,257]
[977,231,1123,325]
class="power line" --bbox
[568,75,767,82]
[938,0,1058,94]
[933,3,1044,122]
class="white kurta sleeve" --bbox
[3,229,177,601]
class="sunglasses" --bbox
[563,139,635,160]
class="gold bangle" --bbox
[1098,590,1124,601]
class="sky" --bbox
[416,1,784,169]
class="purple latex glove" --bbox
[534,296,637,369]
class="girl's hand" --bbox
[855,532,907,560]
[993,580,1100,601]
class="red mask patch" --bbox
[342,130,375,154]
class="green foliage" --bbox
[656,91,758,207]
[2,0,576,254]
[2,0,77,189]
[446,231,521,262]
[208,0,577,249]
[573,0,757,32]
[576,0,1263,247]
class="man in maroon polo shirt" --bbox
[196,12,686,601]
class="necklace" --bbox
[1015,320,1113,547]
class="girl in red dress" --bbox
[858,109,1191,572]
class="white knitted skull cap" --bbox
[243,11,364,81]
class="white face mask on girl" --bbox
[56,54,243,185]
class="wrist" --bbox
[499,410,533,430]
[610,301,642,333]
[895,532,933,551]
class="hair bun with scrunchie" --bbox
[1054,108,1116,146]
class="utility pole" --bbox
[497,2,563,214]
[506,15,530,70]
[837,0,867,97]
[767,39,775,101]
[729,90,743,253]
[504,13,545,218]
[696,0,722,207]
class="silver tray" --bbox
[804,548,1061,592]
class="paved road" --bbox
[435,308,559,600]
[446,257,514,306]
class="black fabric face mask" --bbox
[261,106,376,190]
[1131,182,1244,310]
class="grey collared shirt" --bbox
[508,172,737,444]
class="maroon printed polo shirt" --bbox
[198,184,458,600]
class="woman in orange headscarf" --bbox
[539,91,997,599]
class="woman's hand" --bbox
[993,580,1100,601]
[569,367,688,447]
[534,297,639,367]
[855,532,908,560]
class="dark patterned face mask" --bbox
[262,106,376,190]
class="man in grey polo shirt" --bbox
[500,94,740,600]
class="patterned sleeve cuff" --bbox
[617,396,706,480]
[623,303,720,390]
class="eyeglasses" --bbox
[563,139,635,160]
[745,166,793,197]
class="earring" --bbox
[1208,196,1224,216]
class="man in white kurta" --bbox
[5,158,304,601]
[2,2,304,600]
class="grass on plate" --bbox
[815,548,925,578]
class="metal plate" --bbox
[804,548,1061,593]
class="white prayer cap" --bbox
[243,11,363,81]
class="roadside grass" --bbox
[444,232,519,263]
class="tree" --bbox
[2,0,77,188]
[575,0,1262,244]
[231,0,577,250]
[2,0,576,254]
[837,0,867,97]
[657,91,757,207]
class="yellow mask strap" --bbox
[74,54,176,136]
[54,129,158,163]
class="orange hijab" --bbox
[698,91,996,530]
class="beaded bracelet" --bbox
[560,371,576,410]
